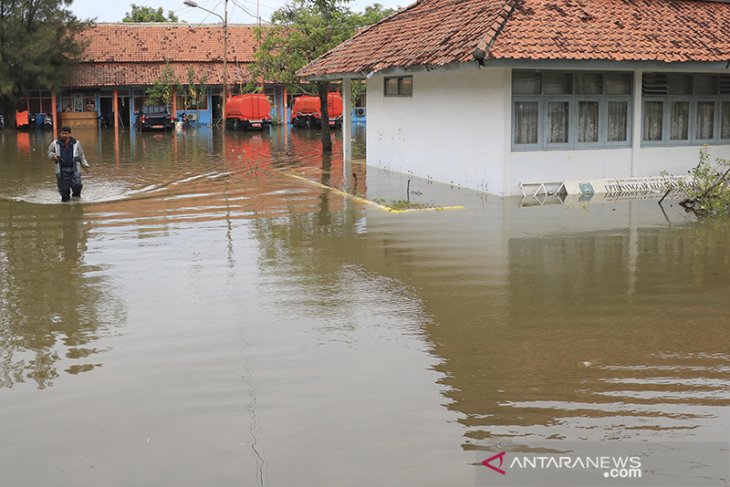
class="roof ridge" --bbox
[472,0,521,63]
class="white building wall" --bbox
[366,66,730,196]
[634,146,729,177]
[366,67,511,195]
[509,143,730,196]
[509,149,633,193]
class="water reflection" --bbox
[0,202,123,389]
[246,174,730,453]
[403,206,730,447]
[0,126,728,486]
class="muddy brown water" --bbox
[0,127,729,486]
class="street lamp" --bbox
[184,0,228,126]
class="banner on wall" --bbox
[73,94,83,112]
[562,175,692,197]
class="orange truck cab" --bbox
[225,94,272,130]
[291,93,343,128]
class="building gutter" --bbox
[480,58,730,72]
[300,72,371,82]
[301,58,730,82]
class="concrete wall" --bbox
[509,145,730,195]
[366,66,730,196]
[367,66,511,195]
[633,146,728,177]
[509,149,633,192]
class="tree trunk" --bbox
[0,96,16,129]
[318,81,332,153]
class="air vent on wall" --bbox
[720,75,730,95]
[642,73,668,95]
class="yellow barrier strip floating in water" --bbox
[281,172,465,213]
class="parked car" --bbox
[291,93,343,128]
[136,105,175,131]
[225,94,272,130]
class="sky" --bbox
[69,0,404,24]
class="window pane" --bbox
[399,77,413,96]
[695,76,717,96]
[578,101,599,142]
[513,72,541,95]
[385,78,398,96]
[722,102,730,139]
[514,101,538,144]
[670,102,689,140]
[41,98,52,113]
[668,75,692,95]
[547,101,569,143]
[696,101,715,139]
[608,101,628,142]
[576,74,602,95]
[643,101,663,141]
[28,99,41,113]
[605,74,631,95]
[543,73,572,95]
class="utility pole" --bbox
[183,0,229,127]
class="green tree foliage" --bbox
[123,3,178,22]
[354,3,395,27]
[179,65,208,110]
[145,61,178,106]
[145,63,209,110]
[679,148,730,217]
[351,79,366,106]
[249,0,395,151]
[0,0,88,125]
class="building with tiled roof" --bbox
[23,23,288,129]
[72,23,258,87]
[301,0,730,196]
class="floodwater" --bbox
[0,126,729,486]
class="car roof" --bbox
[141,106,168,114]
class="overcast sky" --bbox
[69,0,404,24]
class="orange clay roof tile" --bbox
[70,23,258,87]
[299,0,730,77]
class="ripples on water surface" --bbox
[0,127,729,486]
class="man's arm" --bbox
[76,142,90,171]
[47,141,59,161]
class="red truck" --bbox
[291,93,343,129]
[225,94,272,130]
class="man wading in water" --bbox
[48,126,90,202]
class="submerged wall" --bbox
[510,145,730,196]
